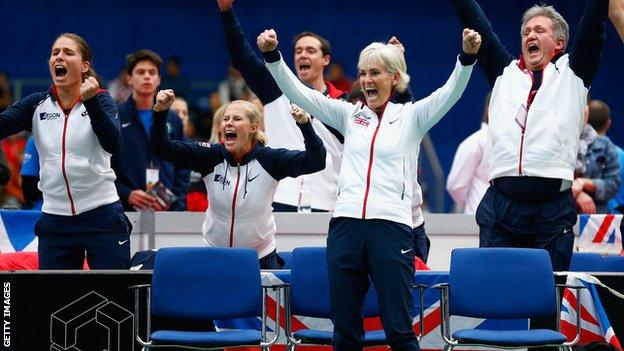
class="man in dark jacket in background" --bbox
[112,50,189,211]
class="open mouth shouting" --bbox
[527,42,540,57]
[364,87,379,102]
[298,62,312,75]
[54,64,68,80]
[224,129,238,144]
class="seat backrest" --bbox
[449,248,557,319]
[291,247,379,318]
[151,247,262,322]
[570,252,603,272]
[602,256,624,272]
[279,251,292,269]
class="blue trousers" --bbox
[413,223,430,263]
[36,201,132,269]
[476,186,576,271]
[326,217,419,351]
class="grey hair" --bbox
[357,42,410,93]
[521,5,569,50]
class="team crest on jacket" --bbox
[353,110,371,128]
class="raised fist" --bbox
[462,28,482,55]
[80,76,99,101]
[257,29,279,52]
[217,0,234,12]
[290,103,310,124]
[153,89,175,112]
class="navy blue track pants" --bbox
[326,217,419,351]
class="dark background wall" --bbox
[1,0,622,211]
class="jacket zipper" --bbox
[518,69,536,176]
[361,112,384,219]
[401,157,406,200]
[229,165,242,247]
[61,112,77,215]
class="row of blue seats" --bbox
[282,251,624,272]
[133,247,581,351]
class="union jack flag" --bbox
[215,271,526,351]
[577,214,623,255]
[0,210,38,253]
[561,274,622,350]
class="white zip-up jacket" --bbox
[451,0,607,182]
[266,52,475,227]
[0,87,121,215]
[151,110,326,258]
[487,54,588,181]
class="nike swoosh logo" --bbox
[118,239,129,245]
[121,122,132,128]
[248,174,260,182]
[389,118,401,124]
[563,228,571,233]
[401,248,412,254]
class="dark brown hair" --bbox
[588,99,611,133]
[293,31,332,57]
[54,33,103,86]
[125,50,163,75]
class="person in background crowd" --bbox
[151,91,326,268]
[106,68,132,103]
[1,133,27,208]
[0,33,131,269]
[20,135,43,210]
[259,24,479,350]
[210,104,226,144]
[218,0,347,213]
[0,72,13,113]
[447,92,490,214]
[574,99,622,213]
[211,64,255,111]
[451,0,608,272]
[112,50,189,212]
[171,97,192,138]
[161,56,190,99]
[171,96,209,211]
[325,62,353,92]
[609,0,624,41]
[574,100,620,214]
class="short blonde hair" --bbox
[357,42,410,93]
[225,100,267,146]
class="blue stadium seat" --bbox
[130,247,284,350]
[278,251,292,269]
[570,252,604,272]
[601,256,624,272]
[436,248,583,351]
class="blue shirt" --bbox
[138,109,153,136]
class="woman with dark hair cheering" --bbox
[0,33,130,269]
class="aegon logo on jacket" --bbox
[214,174,230,186]
[39,112,61,121]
